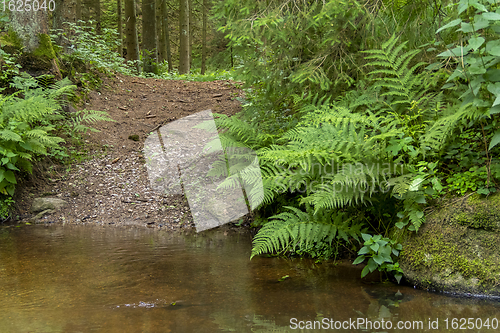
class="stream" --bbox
[0,224,499,332]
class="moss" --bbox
[399,193,500,296]
[0,30,23,52]
[18,33,60,72]
[32,34,56,59]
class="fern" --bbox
[363,34,441,117]
[250,206,364,259]
[68,109,115,134]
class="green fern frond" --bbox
[250,206,362,259]
[0,129,22,142]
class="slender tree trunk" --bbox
[125,0,140,72]
[179,0,190,74]
[188,0,193,68]
[8,10,61,79]
[94,0,102,34]
[76,0,82,22]
[162,0,172,72]
[201,0,207,74]
[117,0,123,55]
[142,0,158,73]
[156,0,164,63]
[81,0,90,22]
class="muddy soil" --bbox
[12,73,251,231]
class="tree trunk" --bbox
[81,0,90,22]
[142,0,158,73]
[179,0,190,74]
[188,0,193,68]
[156,0,164,63]
[53,0,78,52]
[162,0,172,72]
[8,10,61,79]
[201,0,207,75]
[76,0,82,23]
[125,0,140,72]
[117,0,123,55]
[94,0,102,34]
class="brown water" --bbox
[0,225,499,333]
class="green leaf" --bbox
[394,273,403,284]
[468,63,487,74]
[361,265,371,278]
[373,254,385,265]
[489,105,500,114]
[488,82,500,106]
[470,1,488,13]
[19,141,32,151]
[474,16,492,30]
[361,233,372,242]
[489,130,500,150]
[486,40,500,56]
[436,19,462,33]
[438,46,470,58]
[4,170,16,184]
[457,0,469,15]
[485,69,500,82]
[352,256,365,265]
[415,194,426,204]
[0,169,4,182]
[370,243,380,253]
[458,22,474,33]
[468,36,485,50]
[6,184,15,196]
[395,221,407,229]
[366,258,378,273]
[358,246,371,255]
[483,12,500,20]
[6,163,19,171]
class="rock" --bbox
[128,134,139,141]
[31,197,68,213]
[398,193,500,296]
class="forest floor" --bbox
[12,73,251,231]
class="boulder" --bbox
[31,197,68,213]
[398,193,500,296]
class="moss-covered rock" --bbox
[398,193,500,296]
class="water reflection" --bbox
[0,225,499,332]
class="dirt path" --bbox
[14,73,246,230]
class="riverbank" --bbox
[10,73,248,231]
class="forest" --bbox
[1,0,500,284]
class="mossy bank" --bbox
[398,193,500,296]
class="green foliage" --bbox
[0,196,13,221]
[63,109,115,138]
[0,75,74,198]
[55,21,136,75]
[435,0,500,147]
[250,206,363,260]
[0,48,21,87]
[147,69,235,81]
[0,72,113,218]
[352,233,403,283]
